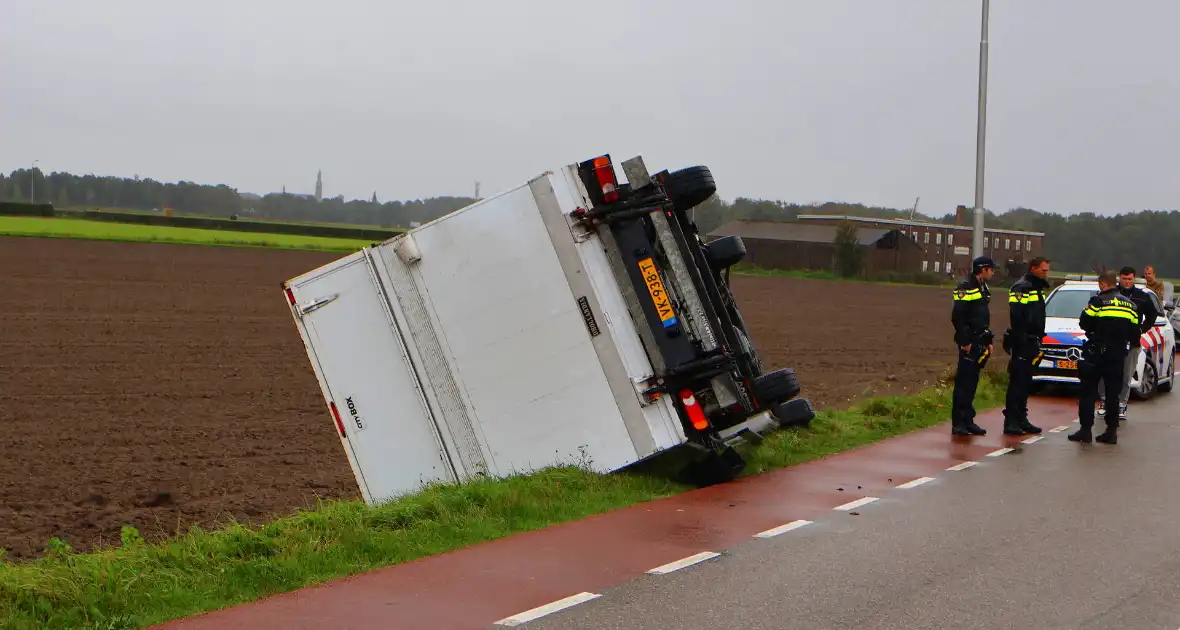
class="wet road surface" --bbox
[159,394,1180,630]
[523,393,1180,630]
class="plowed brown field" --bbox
[0,236,1006,559]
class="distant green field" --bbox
[0,216,373,252]
[57,206,387,231]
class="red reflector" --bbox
[679,388,709,431]
[592,156,619,204]
[285,287,296,305]
[329,402,347,437]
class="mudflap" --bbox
[682,444,746,488]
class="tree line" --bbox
[3,167,1176,275]
[0,168,475,229]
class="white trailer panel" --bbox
[285,170,695,504]
[378,179,643,477]
[284,252,458,504]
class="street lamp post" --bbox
[972,0,990,259]
[30,159,39,204]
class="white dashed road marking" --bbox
[947,461,978,471]
[753,520,812,539]
[834,497,879,511]
[896,477,935,489]
[1048,426,1070,433]
[1022,435,1045,444]
[986,448,1015,457]
[646,551,720,575]
[495,592,602,626]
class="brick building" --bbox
[706,220,926,274]
[795,209,1045,278]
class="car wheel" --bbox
[704,235,746,269]
[1160,353,1175,393]
[1132,358,1158,401]
[752,368,801,404]
[663,166,717,213]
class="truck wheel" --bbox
[772,397,815,429]
[705,235,746,269]
[664,166,717,212]
[752,368,801,404]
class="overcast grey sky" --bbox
[2,0,1176,216]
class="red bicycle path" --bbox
[155,396,1077,630]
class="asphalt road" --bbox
[521,392,1180,630]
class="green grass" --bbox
[57,206,395,232]
[0,217,373,253]
[0,372,1007,630]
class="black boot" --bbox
[1068,426,1093,443]
[1020,419,1043,434]
[1003,415,1026,435]
[1096,423,1117,444]
[966,423,987,436]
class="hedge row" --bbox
[0,203,404,241]
[0,202,56,217]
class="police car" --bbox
[1032,275,1175,399]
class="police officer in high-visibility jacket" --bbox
[951,256,996,436]
[1001,257,1052,435]
[1069,271,1141,445]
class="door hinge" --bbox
[296,293,340,317]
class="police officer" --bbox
[1001,257,1051,435]
[1100,266,1163,422]
[1069,271,1141,445]
[950,256,996,436]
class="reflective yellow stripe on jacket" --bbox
[1083,302,1138,323]
[954,288,983,302]
[1008,291,1042,304]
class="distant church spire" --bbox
[315,169,323,201]
[371,191,378,204]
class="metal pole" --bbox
[30,160,38,204]
[972,0,989,259]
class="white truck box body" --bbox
[284,168,688,504]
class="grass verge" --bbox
[0,372,1008,630]
[0,216,372,253]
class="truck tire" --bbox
[753,368,800,404]
[664,166,717,212]
[705,235,746,269]
[772,397,815,429]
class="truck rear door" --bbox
[284,251,457,504]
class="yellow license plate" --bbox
[637,257,677,327]
[1056,360,1077,370]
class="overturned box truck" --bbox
[282,153,814,504]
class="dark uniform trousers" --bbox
[1003,339,1041,424]
[953,341,991,427]
[1077,342,1127,430]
